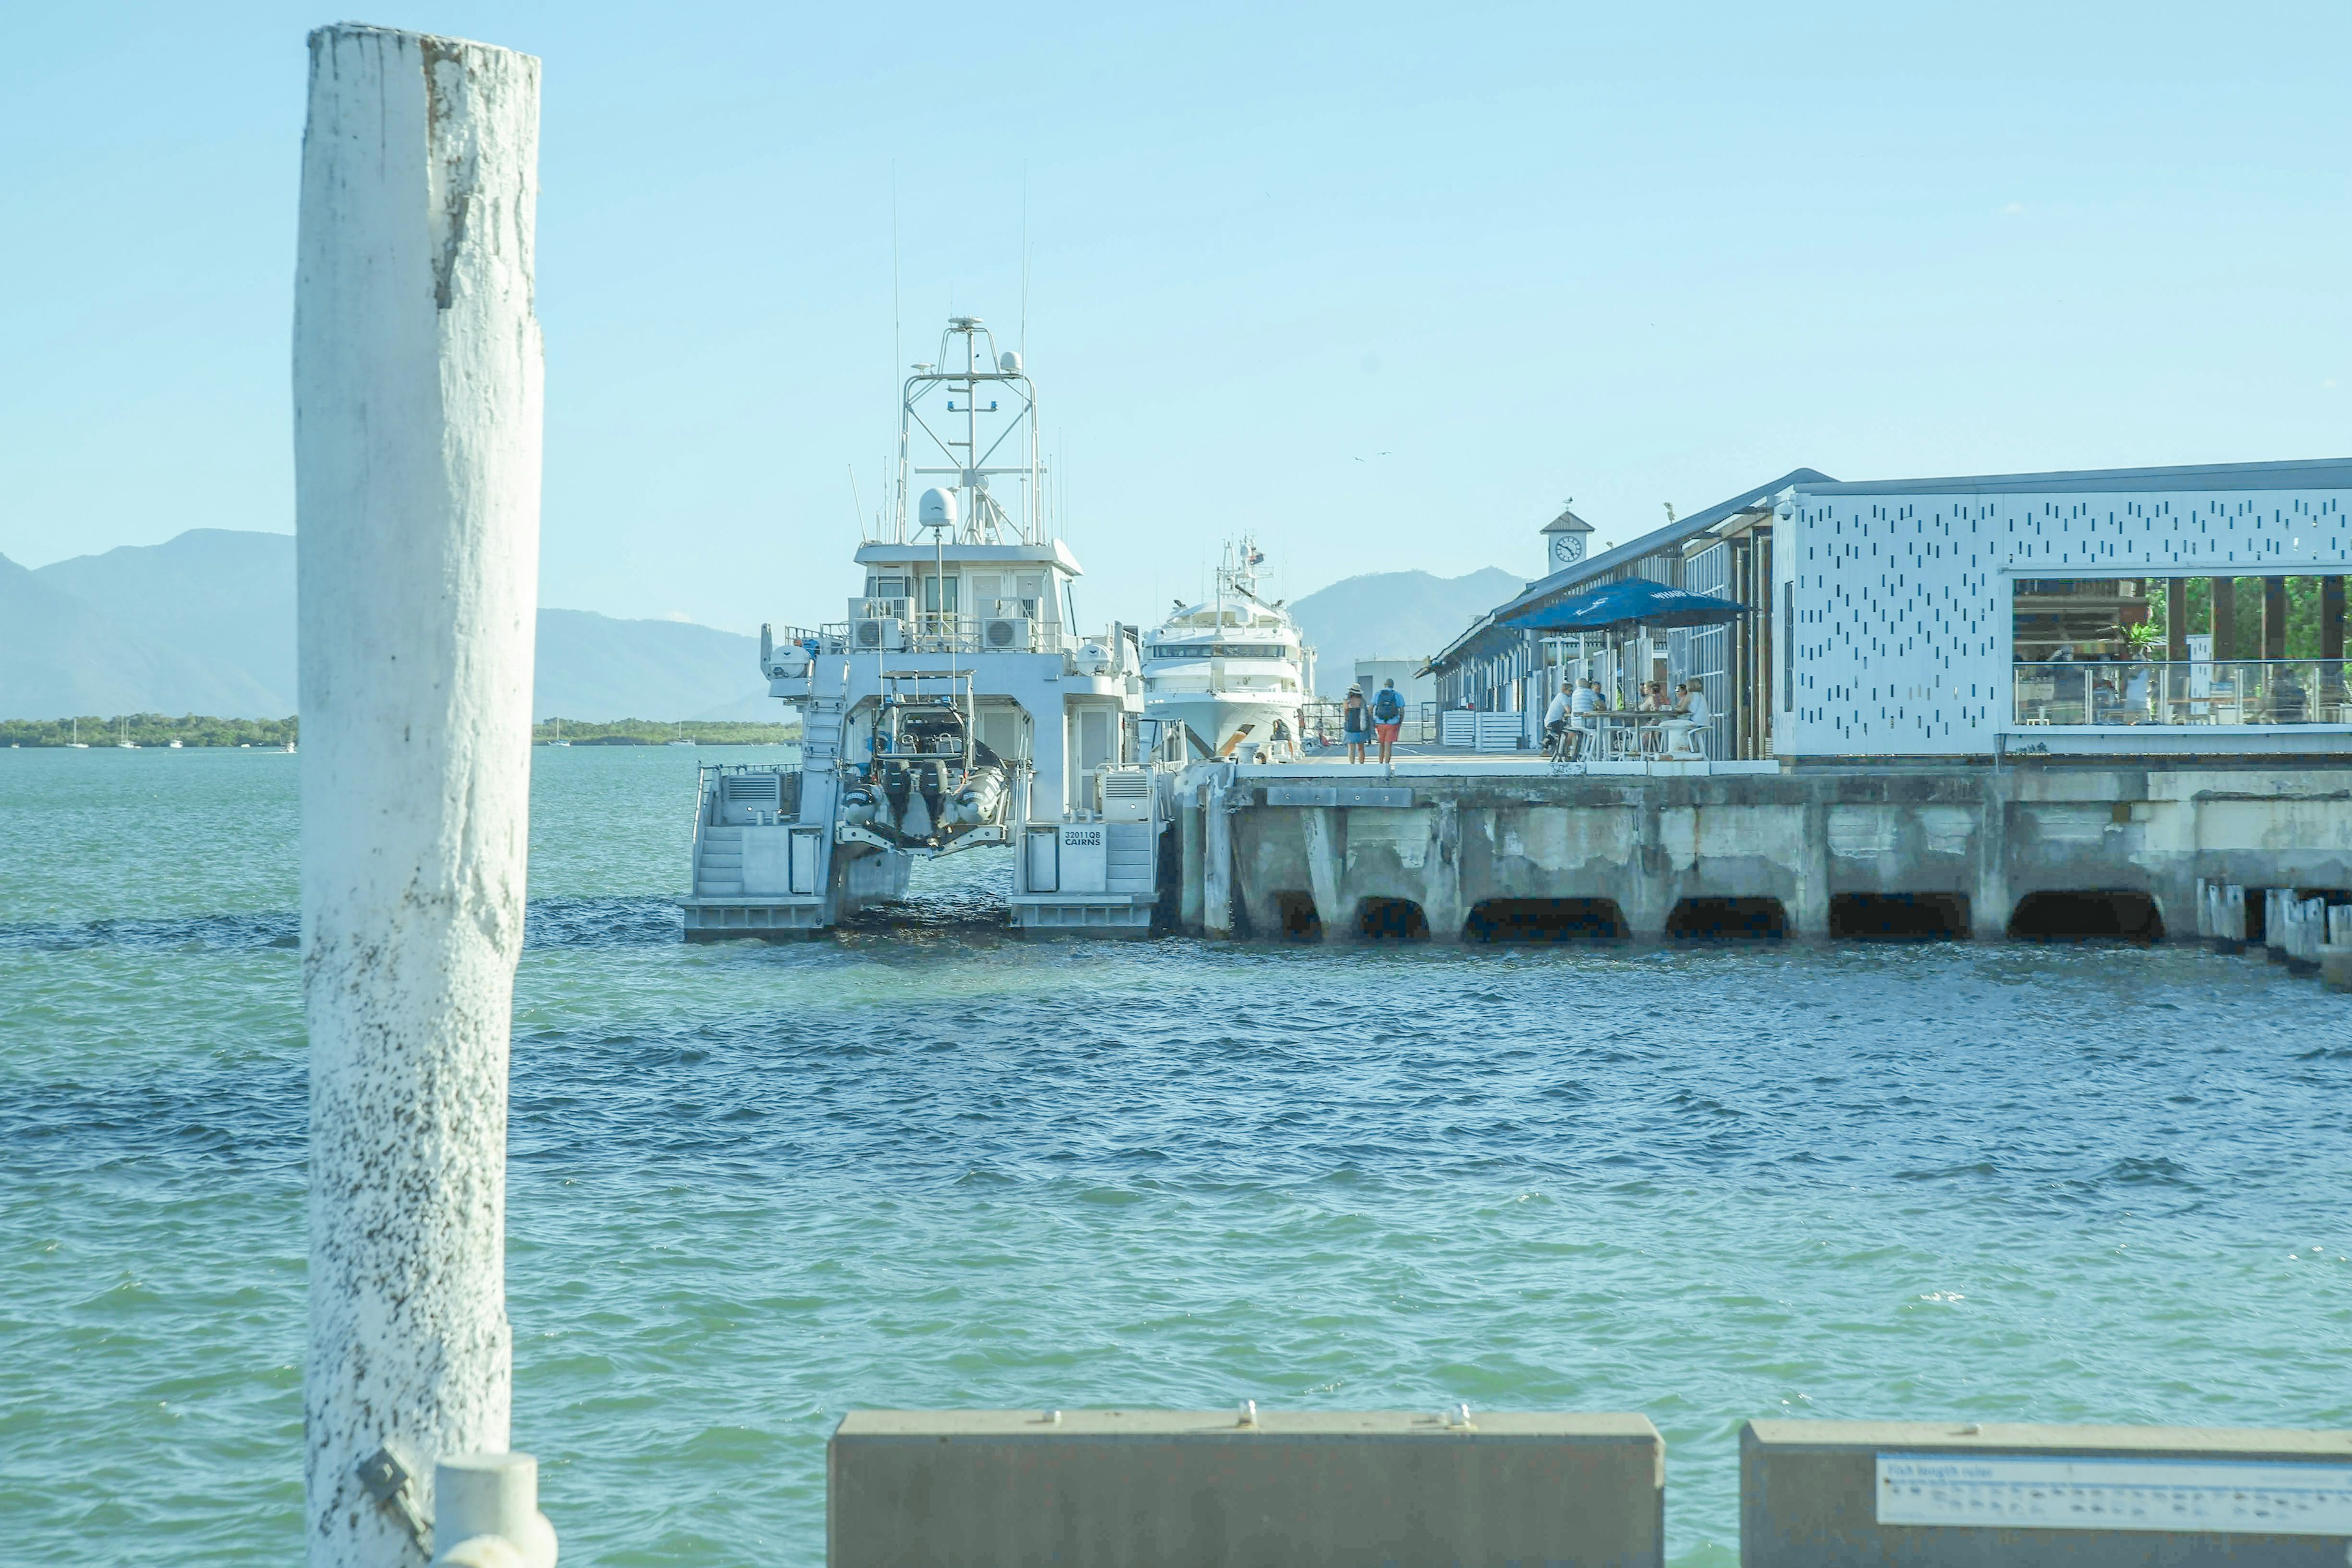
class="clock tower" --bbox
[1541,503,1594,575]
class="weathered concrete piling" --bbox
[1178,761,2352,947]
[295,22,547,1568]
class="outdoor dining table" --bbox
[1582,710,1682,758]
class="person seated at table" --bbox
[1659,683,1710,754]
[1638,681,1669,712]
[1541,682,1573,751]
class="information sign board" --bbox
[1877,1453,2352,1537]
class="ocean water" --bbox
[4,744,2350,1565]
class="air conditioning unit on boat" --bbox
[981,616,1033,652]
[1098,766,1153,823]
[853,617,904,652]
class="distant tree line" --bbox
[534,717,800,745]
[2,715,802,748]
[2,714,298,747]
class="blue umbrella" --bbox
[1502,576,1752,631]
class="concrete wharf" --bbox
[1174,755,2352,956]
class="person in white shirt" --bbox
[1662,682,1710,755]
[1542,684,1572,730]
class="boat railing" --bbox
[816,617,1080,656]
[2011,658,2352,726]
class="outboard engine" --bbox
[900,771,937,842]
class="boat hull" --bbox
[1146,692,1304,758]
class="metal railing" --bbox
[819,615,1080,657]
[2012,659,2352,726]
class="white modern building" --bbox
[1428,458,2352,763]
[1773,458,2351,758]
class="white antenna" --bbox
[1020,166,1030,358]
[891,167,902,538]
[890,166,901,398]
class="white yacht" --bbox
[680,317,1177,939]
[1143,537,1315,761]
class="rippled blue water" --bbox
[4,745,2349,1565]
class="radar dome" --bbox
[918,487,957,530]
[998,350,1022,374]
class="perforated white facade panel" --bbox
[1773,472,2352,757]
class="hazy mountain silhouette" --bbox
[1,548,286,715]
[1,530,774,721]
[6,529,1529,717]
[1289,566,1524,695]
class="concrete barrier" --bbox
[830,1408,1664,1568]
[1741,1419,2352,1568]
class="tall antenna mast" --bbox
[892,168,905,541]
[1020,166,1029,358]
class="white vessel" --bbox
[1143,536,1314,761]
[680,317,1175,939]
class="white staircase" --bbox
[696,826,745,895]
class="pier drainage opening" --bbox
[1465,898,1627,943]
[1356,897,1430,941]
[1829,892,1972,941]
[2007,890,2164,943]
[1272,891,1323,943]
[1665,897,1789,941]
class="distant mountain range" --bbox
[1,529,1523,717]
[0,530,773,722]
[1288,566,1525,695]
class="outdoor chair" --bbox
[1659,720,1706,758]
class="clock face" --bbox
[1551,534,1586,567]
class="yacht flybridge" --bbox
[682,317,1179,938]
[1143,536,1315,761]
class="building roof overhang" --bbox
[1427,469,1833,673]
[1790,456,2352,499]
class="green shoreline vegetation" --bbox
[4,714,299,748]
[535,718,800,745]
[3,715,801,747]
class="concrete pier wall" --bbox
[1740,1419,2352,1568]
[829,1409,1665,1568]
[1182,762,2352,943]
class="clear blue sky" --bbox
[5,2,2347,634]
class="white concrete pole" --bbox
[295,24,543,1568]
